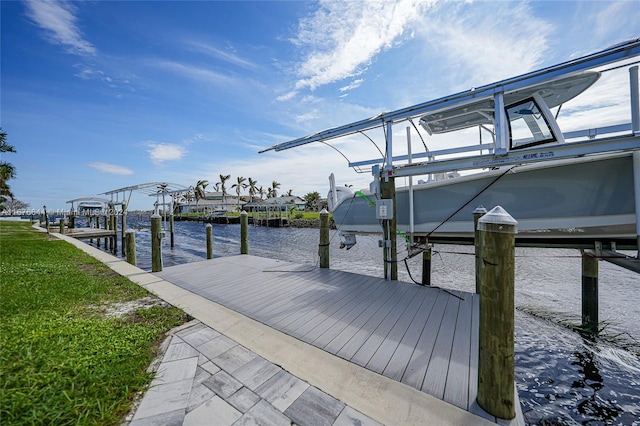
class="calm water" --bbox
[85,217,640,425]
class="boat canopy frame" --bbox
[260,38,640,178]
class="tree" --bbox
[304,191,321,211]
[257,186,266,200]
[0,128,17,210]
[285,189,293,196]
[231,176,247,209]
[2,197,29,214]
[268,180,280,198]
[194,180,208,214]
[218,174,231,206]
[247,178,258,202]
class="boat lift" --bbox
[261,39,640,274]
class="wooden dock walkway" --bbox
[64,228,116,239]
[154,255,523,424]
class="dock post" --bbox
[104,215,109,250]
[581,250,599,333]
[110,204,117,255]
[240,210,248,254]
[380,175,398,280]
[477,206,517,420]
[170,213,175,248]
[59,217,66,234]
[206,224,213,259]
[474,206,487,294]
[125,230,137,266]
[69,208,75,229]
[319,208,330,268]
[421,243,431,286]
[151,213,163,272]
[43,206,49,233]
[121,202,127,256]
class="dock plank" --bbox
[444,293,474,410]
[422,293,462,399]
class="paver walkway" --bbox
[124,320,382,426]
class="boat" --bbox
[261,39,640,252]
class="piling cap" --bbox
[473,205,487,214]
[477,205,518,233]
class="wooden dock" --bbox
[64,228,116,239]
[154,255,523,424]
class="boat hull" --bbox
[332,152,637,247]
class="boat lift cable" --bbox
[425,164,519,240]
[409,118,430,153]
[357,130,385,160]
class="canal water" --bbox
[85,217,639,425]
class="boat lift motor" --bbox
[339,232,357,250]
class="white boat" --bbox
[262,39,640,251]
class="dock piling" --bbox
[170,213,175,248]
[206,224,213,259]
[125,230,137,266]
[581,250,599,333]
[151,214,163,272]
[121,202,127,256]
[319,209,330,268]
[59,217,66,234]
[380,175,398,280]
[240,211,248,254]
[421,244,431,286]
[477,206,517,420]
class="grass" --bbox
[0,221,188,425]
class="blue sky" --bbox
[2,0,639,211]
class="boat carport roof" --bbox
[101,182,190,197]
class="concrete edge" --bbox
[52,231,495,426]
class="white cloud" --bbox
[418,2,552,86]
[187,40,257,69]
[89,162,134,175]
[146,142,187,165]
[291,0,432,91]
[340,79,364,92]
[24,1,96,56]
[154,60,238,87]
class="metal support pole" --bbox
[581,250,599,333]
[633,151,640,258]
[477,206,517,420]
[319,208,330,268]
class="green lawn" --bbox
[0,221,188,425]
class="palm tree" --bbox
[231,176,247,209]
[218,174,231,207]
[194,180,208,215]
[258,186,266,200]
[269,180,280,198]
[247,178,258,202]
[285,189,293,196]
[0,128,17,209]
[304,191,320,211]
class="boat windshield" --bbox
[506,97,556,149]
